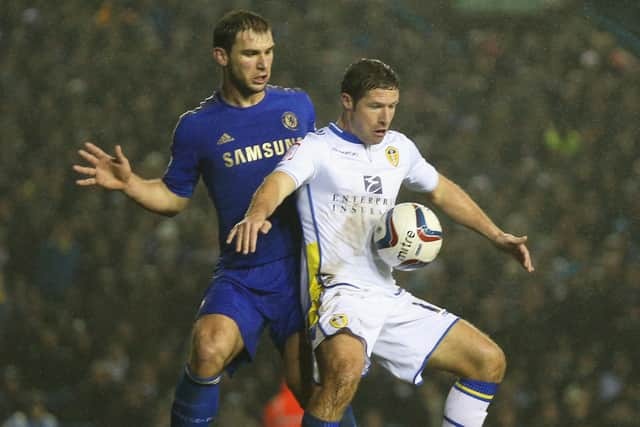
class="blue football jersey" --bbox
[163,86,315,270]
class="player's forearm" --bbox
[246,181,284,220]
[430,176,502,242]
[246,171,296,219]
[123,174,188,216]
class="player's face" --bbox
[226,30,274,96]
[347,88,399,145]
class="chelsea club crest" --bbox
[282,111,299,130]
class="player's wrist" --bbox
[121,172,138,194]
[488,229,505,245]
[245,209,268,222]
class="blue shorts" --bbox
[197,256,303,374]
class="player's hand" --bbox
[226,214,272,254]
[494,233,534,273]
[73,142,132,190]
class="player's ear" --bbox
[341,93,354,111]
[213,47,228,66]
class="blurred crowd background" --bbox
[1,0,638,426]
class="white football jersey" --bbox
[275,123,439,324]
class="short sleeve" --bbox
[304,92,316,132]
[403,139,439,193]
[162,114,200,198]
[275,134,321,189]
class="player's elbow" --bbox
[426,184,446,208]
[427,188,444,207]
[159,208,181,217]
[427,174,458,207]
[160,193,190,217]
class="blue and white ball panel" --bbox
[311,284,459,384]
[197,256,303,374]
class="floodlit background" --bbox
[1,1,638,426]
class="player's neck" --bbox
[336,115,351,133]
[219,84,266,108]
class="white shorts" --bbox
[311,284,459,385]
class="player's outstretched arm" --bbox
[426,174,534,272]
[227,171,297,255]
[73,142,189,216]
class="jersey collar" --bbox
[328,122,363,145]
[213,86,270,110]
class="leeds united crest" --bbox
[386,146,399,167]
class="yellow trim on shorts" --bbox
[305,242,321,327]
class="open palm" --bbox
[73,142,132,190]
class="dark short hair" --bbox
[341,58,400,105]
[213,10,271,52]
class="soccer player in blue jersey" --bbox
[73,10,356,427]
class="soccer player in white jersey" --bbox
[228,58,534,427]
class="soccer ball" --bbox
[372,202,443,271]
